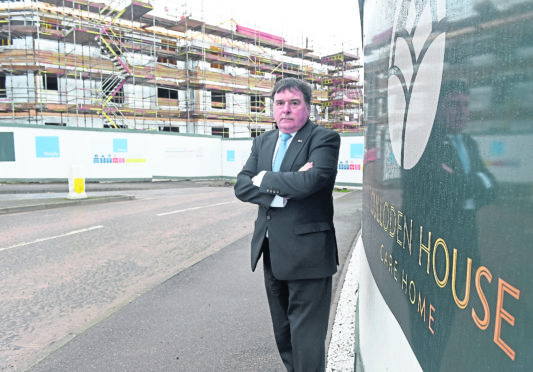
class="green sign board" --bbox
[362,0,533,370]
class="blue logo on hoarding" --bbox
[227,150,235,162]
[35,136,60,158]
[490,141,504,157]
[113,138,128,153]
[350,143,364,159]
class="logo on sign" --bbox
[388,0,446,169]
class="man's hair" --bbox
[271,78,312,106]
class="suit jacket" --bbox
[234,120,341,281]
[403,132,497,215]
[438,134,497,209]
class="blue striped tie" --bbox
[272,133,292,172]
[452,135,471,174]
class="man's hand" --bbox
[299,162,313,172]
[252,162,312,188]
[252,170,266,187]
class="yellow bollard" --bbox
[67,165,88,199]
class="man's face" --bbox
[442,92,469,134]
[273,88,310,133]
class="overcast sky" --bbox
[152,0,362,56]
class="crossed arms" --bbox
[234,129,340,209]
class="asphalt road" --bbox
[1,186,255,370]
[0,183,362,371]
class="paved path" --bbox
[29,235,283,372]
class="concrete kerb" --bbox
[327,229,360,346]
[0,195,135,215]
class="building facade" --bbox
[0,0,363,137]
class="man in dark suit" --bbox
[401,81,498,367]
[234,78,340,372]
[429,81,497,263]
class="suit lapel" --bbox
[280,120,314,171]
[444,137,467,174]
[260,130,278,171]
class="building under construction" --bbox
[0,0,362,137]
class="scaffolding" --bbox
[0,0,362,137]
[320,52,363,132]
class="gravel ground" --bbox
[326,237,361,372]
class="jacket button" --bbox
[266,215,271,220]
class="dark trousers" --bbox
[262,240,332,372]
